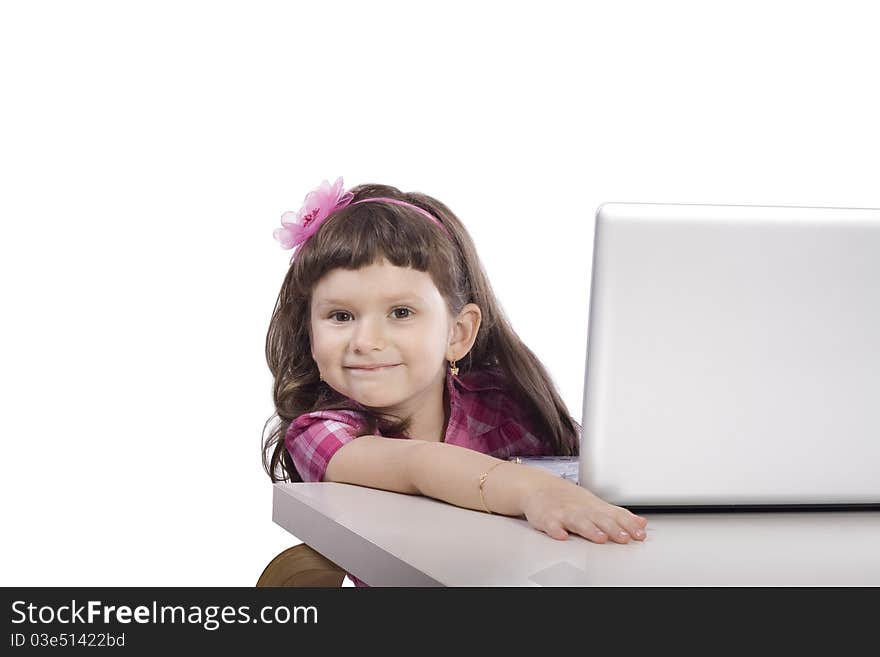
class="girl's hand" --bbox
[520,477,648,543]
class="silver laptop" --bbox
[579,202,880,509]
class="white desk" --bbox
[273,482,880,586]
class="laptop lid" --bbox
[579,203,880,508]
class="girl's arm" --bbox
[323,436,648,543]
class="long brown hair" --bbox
[262,183,579,482]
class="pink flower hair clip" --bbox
[273,176,354,254]
[274,177,451,262]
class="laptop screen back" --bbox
[579,203,880,508]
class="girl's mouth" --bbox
[347,364,400,372]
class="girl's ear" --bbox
[448,303,482,360]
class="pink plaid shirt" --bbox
[284,366,569,587]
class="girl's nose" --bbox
[350,318,385,352]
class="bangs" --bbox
[291,201,456,297]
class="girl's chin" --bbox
[353,392,398,407]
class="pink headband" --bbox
[273,177,450,260]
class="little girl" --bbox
[262,177,648,586]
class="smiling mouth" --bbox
[347,364,400,371]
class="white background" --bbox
[1,0,877,586]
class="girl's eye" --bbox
[328,308,413,322]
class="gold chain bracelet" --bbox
[478,458,521,514]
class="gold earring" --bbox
[449,359,459,376]
[319,372,324,381]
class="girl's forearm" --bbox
[407,440,561,516]
[328,436,647,544]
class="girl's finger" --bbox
[543,519,569,541]
[591,513,631,543]
[617,512,648,540]
[570,518,608,544]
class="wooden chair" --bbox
[256,544,346,587]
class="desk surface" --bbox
[273,482,880,586]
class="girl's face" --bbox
[309,258,456,412]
